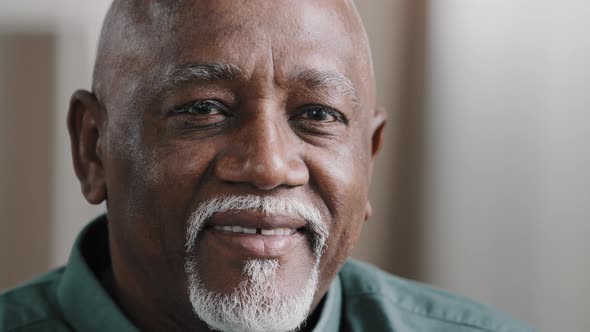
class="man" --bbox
[0,1,533,331]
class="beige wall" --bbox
[0,32,56,288]
[422,1,590,330]
[0,0,109,287]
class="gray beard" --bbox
[185,258,319,332]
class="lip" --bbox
[200,211,308,259]
[204,228,305,258]
[207,210,307,230]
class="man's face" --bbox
[90,0,384,330]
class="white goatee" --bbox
[184,195,328,332]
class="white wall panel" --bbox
[423,1,590,330]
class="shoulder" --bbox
[0,269,71,332]
[338,259,535,332]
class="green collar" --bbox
[312,274,342,331]
[56,216,138,331]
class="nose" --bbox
[214,113,309,190]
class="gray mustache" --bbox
[185,195,329,257]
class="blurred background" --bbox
[1,1,588,330]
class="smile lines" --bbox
[212,225,297,236]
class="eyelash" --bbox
[171,100,230,116]
[292,106,348,125]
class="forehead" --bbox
[129,0,362,90]
[162,0,357,47]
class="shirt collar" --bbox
[55,215,342,331]
[56,215,138,331]
[312,274,343,331]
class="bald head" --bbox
[92,0,375,112]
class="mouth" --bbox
[199,212,310,259]
[210,225,301,236]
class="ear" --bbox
[365,106,387,221]
[368,106,387,180]
[370,106,387,161]
[67,90,107,204]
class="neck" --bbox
[108,240,212,331]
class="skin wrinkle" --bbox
[158,63,359,109]
[68,0,386,331]
[125,124,164,217]
[159,63,245,95]
[294,69,359,107]
[308,0,374,110]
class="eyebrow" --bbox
[159,62,243,92]
[294,69,359,106]
[158,63,359,105]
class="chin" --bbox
[185,258,319,332]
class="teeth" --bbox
[261,229,275,236]
[242,228,257,234]
[212,225,295,236]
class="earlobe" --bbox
[365,201,373,221]
[67,90,107,204]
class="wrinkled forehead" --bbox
[95,0,372,109]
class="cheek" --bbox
[309,143,370,262]
[312,152,368,292]
[313,143,370,220]
[109,141,219,271]
[106,138,219,265]
[123,142,216,215]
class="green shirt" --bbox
[0,216,534,331]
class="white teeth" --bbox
[261,229,275,236]
[275,228,296,236]
[259,227,295,236]
[212,225,296,236]
[242,228,257,234]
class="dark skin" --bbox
[68,0,386,331]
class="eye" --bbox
[173,100,228,115]
[296,106,347,124]
[170,100,232,131]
